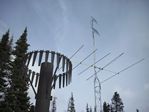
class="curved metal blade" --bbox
[66,72,68,86]
[69,62,72,83]
[35,73,39,87]
[59,74,62,88]
[45,50,50,62]
[63,73,65,87]
[38,50,44,66]
[56,53,62,69]
[62,56,65,72]
[28,69,32,78]
[31,71,35,84]
[66,59,69,73]
[51,51,55,65]
[27,52,33,66]
[32,51,38,66]
[52,75,57,89]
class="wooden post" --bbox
[35,62,53,112]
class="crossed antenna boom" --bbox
[78,53,111,75]
[101,58,144,83]
[73,49,97,70]
[87,53,124,80]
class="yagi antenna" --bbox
[77,16,145,112]
[78,52,111,75]
[86,53,124,80]
[73,49,97,70]
[69,45,84,59]
[58,45,84,71]
[101,58,144,83]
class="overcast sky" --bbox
[0,0,149,111]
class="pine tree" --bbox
[86,104,89,112]
[30,105,35,112]
[67,93,76,112]
[103,102,110,112]
[111,92,124,112]
[136,109,139,112]
[89,107,92,112]
[86,104,93,112]
[0,30,12,111]
[5,28,30,112]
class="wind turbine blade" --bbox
[56,53,62,69]
[69,62,72,82]
[32,51,38,66]
[28,69,32,78]
[66,72,68,86]
[45,50,50,62]
[51,51,55,65]
[63,73,65,87]
[66,59,69,73]
[52,75,57,89]
[38,50,44,66]
[31,71,35,84]
[59,74,62,88]
[35,73,39,87]
[27,52,33,66]
[62,56,65,72]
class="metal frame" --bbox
[23,50,73,112]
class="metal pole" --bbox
[35,62,53,112]
[91,17,102,112]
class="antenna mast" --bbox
[91,17,102,112]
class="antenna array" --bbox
[72,17,144,112]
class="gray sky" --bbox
[0,0,149,111]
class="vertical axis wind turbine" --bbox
[91,17,102,112]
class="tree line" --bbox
[0,29,30,112]
[51,92,124,112]
[53,92,139,112]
